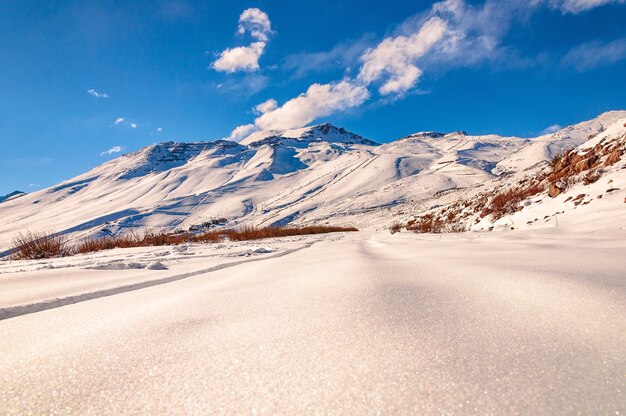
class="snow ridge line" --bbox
[0,242,314,321]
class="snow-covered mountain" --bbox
[0,191,25,204]
[1,111,625,249]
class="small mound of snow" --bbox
[89,262,146,270]
[251,246,274,254]
[240,246,275,256]
[147,261,168,270]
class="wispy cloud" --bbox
[213,8,273,73]
[541,124,563,134]
[113,118,139,128]
[87,88,110,98]
[158,0,193,21]
[100,146,122,156]
[283,36,373,79]
[215,74,270,97]
[562,37,626,70]
[542,0,625,13]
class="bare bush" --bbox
[389,222,403,234]
[10,231,70,260]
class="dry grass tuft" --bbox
[10,231,70,260]
[389,222,403,234]
[208,225,358,242]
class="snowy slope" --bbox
[1,111,625,249]
[1,230,625,414]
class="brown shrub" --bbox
[406,213,466,234]
[482,183,545,219]
[407,214,444,233]
[389,222,403,234]
[74,237,120,254]
[10,231,70,260]
[445,222,467,233]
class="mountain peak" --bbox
[403,130,468,140]
[0,190,26,204]
[239,123,378,147]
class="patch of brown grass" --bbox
[11,225,359,259]
[208,225,358,241]
[480,183,545,219]
[10,231,70,260]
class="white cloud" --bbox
[28,183,40,188]
[100,146,122,156]
[543,0,625,13]
[114,118,139,129]
[238,8,272,42]
[213,8,272,73]
[254,80,369,130]
[87,88,109,98]
[213,42,266,73]
[541,124,563,135]
[562,38,626,70]
[228,123,258,141]
[254,98,278,114]
[358,17,447,95]
[156,127,163,133]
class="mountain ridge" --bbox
[1,112,625,249]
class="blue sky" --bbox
[1,0,626,194]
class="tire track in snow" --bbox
[0,242,315,321]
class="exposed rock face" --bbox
[549,184,561,198]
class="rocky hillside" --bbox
[396,115,626,233]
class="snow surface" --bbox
[0,229,625,414]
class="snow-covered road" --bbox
[1,231,625,415]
